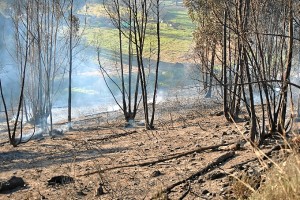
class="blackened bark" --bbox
[223,10,229,120]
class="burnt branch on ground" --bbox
[81,142,235,176]
[155,151,236,198]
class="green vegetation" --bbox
[68,87,99,95]
[80,2,195,63]
[78,3,107,18]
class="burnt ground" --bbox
[0,96,298,200]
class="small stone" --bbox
[222,183,229,187]
[247,168,254,175]
[267,161,272,168]
[238,165,245,170]
[202,189,210,195]
[151,170,162,177]
[0,176,25,193]
[244,121,250,126]
[197,178,205,184]
[208,171,226,180]
[77,191,87,196]
[95,184,105,196]
[215,111,224,116]
[47,176,74,186]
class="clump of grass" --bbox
[231,172,261,199]
[228,129,300,200]
[250,153,300,200]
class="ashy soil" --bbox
[0,96,296,200]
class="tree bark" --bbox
[68,0,74,130]
[223,10,229,120]
[278,0,293,135]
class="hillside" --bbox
[1,95,297,199]
[80,1,195,63]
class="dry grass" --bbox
[231,135,300,200]
[229,131,300,200]
[231,172,261,199]
[250,151,300,200]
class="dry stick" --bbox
[153,151,235,199]
[81,142,235,177]
[178,182,191,200]
[0,141,8,146]
[197,122,207,131]
[56,130,138,143]
[86,130,138,142]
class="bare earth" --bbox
[0,96,293,200]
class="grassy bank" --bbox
[80,2,195,63]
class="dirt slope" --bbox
[0,97,290,199]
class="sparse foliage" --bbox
[100,0,161,129]
[185,0,300,145]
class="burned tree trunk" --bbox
[298,94,300,118]
[205,44,216,98]
[102,0,160,129]
[68,0,74,130]
[223,10,230,121]
[278,0,293,135]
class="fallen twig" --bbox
[0,141,8,146]
[81,142,235,177]
[86,130,138,142]
[152,151,235,199]
[197,122,207,131]
[178,182,191,200]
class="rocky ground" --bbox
[0,95,298,200]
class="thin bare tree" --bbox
[100,0,161,129]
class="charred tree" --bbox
[223,9,230,121]
[0,1,31,146]
[101,0,161,129]
[277,0,294,135]
[68,0,74,130]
